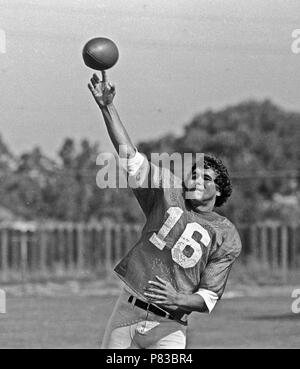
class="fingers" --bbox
[88,82,101,95]
[155,276,167,285]
[149,297,170,306]
[144,287,167,296]
[93,73,100,83]
[88,74,115,99]
[148,280,165,289]
[90,74,99,88]
[101,70,107,83]
[108,82,116,94]
[153,301,169,305]
[90,73,107,89]
[144,292,165,300]
[87,83,98,96]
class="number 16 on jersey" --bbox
[149,207,211,268]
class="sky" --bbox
[0,0,299,158]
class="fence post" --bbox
[66,223,75,272]
[57,224,65,274]
[49,224,57,273]
[76,223,85,271]
[280,226,288,282]
[11,229,19,274]
[30,229,38,274]
[260,224,268,265]
[85,223,93,271]
[91,223,103,274]
[290,224,298,268]
[103,219,112,275]
[249,225,257,259]
[20,231,28,283]
[0,227,8,282]
[114,225,122,263]
[270,225,278,269]
[39,226,48,277]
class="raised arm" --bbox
[88,72,164,217]
[88,71,136,159]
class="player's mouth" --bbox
[188,186,204,192]
[184,187,205,200]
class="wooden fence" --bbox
[0,220,299,282]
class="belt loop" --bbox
[128,295,136,307]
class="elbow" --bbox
[193,302,210,314]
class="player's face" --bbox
[184,167,220,204]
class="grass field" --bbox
[0,291,299,348]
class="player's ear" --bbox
[216,185,221,197]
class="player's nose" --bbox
[195,177,204,189]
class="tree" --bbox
[137,100,300,224]
[0,99,298,224]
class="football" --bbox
[82,37,119,71]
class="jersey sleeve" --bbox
[124,151,168,217]
[194,288,219,313]
[198,227,242,299]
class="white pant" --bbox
[101,288,187,349]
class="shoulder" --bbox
[223,217,239,236]
[218,216,242,257]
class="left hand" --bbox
[144,276,180,307]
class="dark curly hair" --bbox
[191,154,232,207]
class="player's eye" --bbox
[191,170,198,179]
[204,175,212,181]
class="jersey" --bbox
[114,156,242,314]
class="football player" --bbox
[88,72,242,349]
